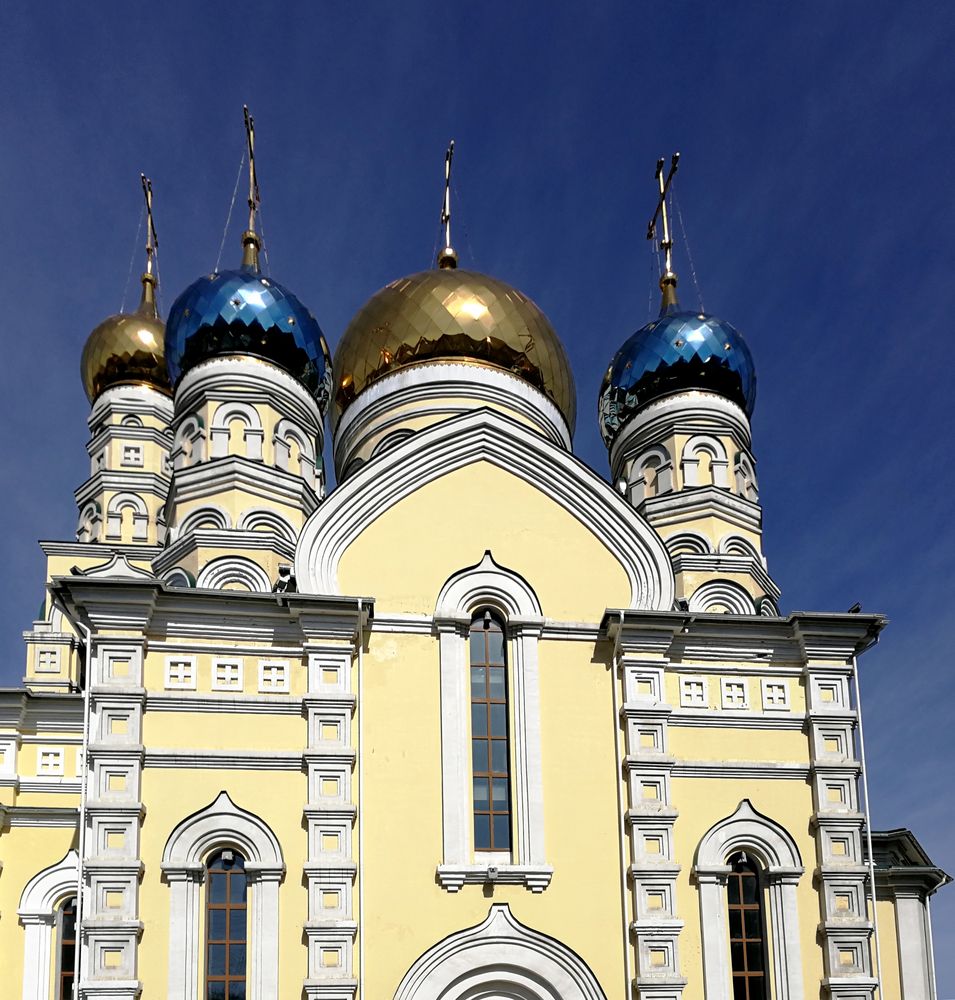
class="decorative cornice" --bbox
[144,749,303,770]
[435,864,553,893]
[167,456,318,513]
[145,692,304,715]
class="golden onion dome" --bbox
[81,272,171,403]
[333,267,576,431]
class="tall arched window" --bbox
[469,611,511,853]
[727,851,768,1000]
[205,850,247,1000]
[57,896,76,1000]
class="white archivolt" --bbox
[296,408,674,611]
[394,904,606,1000]
[161,791,285,1000]
[18,850,79,1000]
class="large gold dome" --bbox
[81,274,171,403]
[332,268,576,431]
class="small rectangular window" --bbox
[258,660,289,693]
[761,679,789,711]
[36,648,60,673]
[680,676,708,708]
[212,659,243,692]
[121,444,143,467]
[165,657,196,690]
[721,678,749,710]
[38,748,64,775]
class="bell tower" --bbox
[599,155,779,615]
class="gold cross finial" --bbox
[647,152,680,311]
[241,105,262,270]
[437,139,458,269]
[140,173,158,276]
[137,173,159,314]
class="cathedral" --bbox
[0,130,948,1000]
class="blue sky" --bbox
[1,1,953,990]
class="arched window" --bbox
[205,850,248,1000]
[469,611,511,853]
[57,896,77,1000]
[727,852,768,1000]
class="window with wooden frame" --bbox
[205,850,247,1000]
[57,896,77,1000]
[469,610,511,853]
[727,851,769,1000]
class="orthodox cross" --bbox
[243,105,261,233]
[140,173,158,276]
[441,139,455,251]
[646,152,680,276]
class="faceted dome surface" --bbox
[81,286,170,403]
[599,306,756,446]
[332,268,576,431]
[165,266,332,409]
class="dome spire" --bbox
[138,172,159,317]
[646,152,680,313]
[241,104,262,272]
[437,139,458,270]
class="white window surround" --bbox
[121,444,143,467]
[212,658,244,692]
[680,676,709,708]
[161,791,285,1000]
[37,748,64,775]
[761,678,790,711]
[694,799,805,1000]
[720,678,749,710]
[394,903,607,1000]
[434,552,552,893]
[258,660,289,693]
[18,850,79,1000]
[36,648,60,673]
[165,656,197,691]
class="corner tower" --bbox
[331,141,576,479]
[159,108,332,592]
[598,155,779,614]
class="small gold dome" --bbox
[81,274,171,403]
[333,268,576,431]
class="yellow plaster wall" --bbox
[668,725,810,764]
[338,461,631,621]
[141,711,305,752]
[138,769,307,998]
[671,777,823,998]
[876,897,902,998]
[360,631,626,999]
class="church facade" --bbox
[0,147,948,1000]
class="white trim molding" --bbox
[433,553,551,892]
[196,556,271,593]
[394,903,607,1000]
[18,850,80,1000]
[160,791,285,1000]
[693,800,805,1000]
[296,408,674,612]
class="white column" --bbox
[766,872,805,1000]
[163,866,203,1000]
[696,869,731,1000]
[437,621,469,866]
[20,915,55,1000]
[511,624,545,867]
[247,867,282,1000]
[896,892,933,1000]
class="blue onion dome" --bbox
[81,272,171,403]
[164,234,332,411]
[598,288,757,447]
[332,265,576,432]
